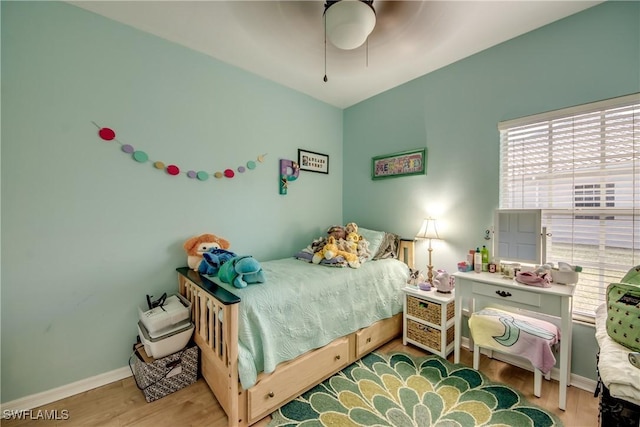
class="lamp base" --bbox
[427,246,434,284]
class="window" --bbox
[498,93,639,319]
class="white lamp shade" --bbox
[415,218,440,240]
[325,0,376,50]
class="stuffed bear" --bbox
[327,225,347,241]
[183,233,231,271]
[345,222,358,235]
[198,248,237,276]
[343,231,362,254]
[313,236,361,268]
[218,255,266,289]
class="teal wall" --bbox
[2,1,638,403]
[343,1,640,380]
[1,2,342,402]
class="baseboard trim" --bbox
[460,337,597,394]
[0,366,132,412]
[2,339,598,411]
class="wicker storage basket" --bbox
[130,343,198,403]
[407,319,454,350]
[407,296,454,324]
[446,301,455,322]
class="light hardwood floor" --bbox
[2,338,599,427]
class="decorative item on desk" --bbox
[501,262,521,279]
[418,282,432,291]
[415,217,441,284]
[407,268,423,286]
[467,250,475,270]
[488,259,497,273]
[457,261,472,272]
[534,263,554,276]
[474,247,482,273]
[433,269,455,293]
[481,245,489,272]
[515,270,551,288]
[550,262,580,284]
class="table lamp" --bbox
[415,218,441,284]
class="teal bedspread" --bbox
[205,257,409,389]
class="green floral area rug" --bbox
[268,351,562,427]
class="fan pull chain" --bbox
[323,14,328,82]
[366,37,369,68]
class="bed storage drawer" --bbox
[356,314,402,358]
[247,336,350,423]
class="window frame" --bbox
[498,93,640,320]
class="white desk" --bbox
[452,271,575,410]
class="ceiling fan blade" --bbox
[370,1,427,42]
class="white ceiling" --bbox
[69,1,603,109]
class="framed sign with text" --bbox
[298,149,329,174]
[371,148,426,180]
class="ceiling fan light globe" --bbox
[327,24,370,50]
[325,0,376,50]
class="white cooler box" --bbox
[138,293,191,336]
[138,319,194,359]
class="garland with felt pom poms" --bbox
[92,122,266,181]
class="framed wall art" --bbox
[371,148,426,180]
[298,149,329,174]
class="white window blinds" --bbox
[498,93,640,318]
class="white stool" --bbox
[469,308,559,398]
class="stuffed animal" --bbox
[335,238,351,253]
[312,241,329,264]
[198,248,237,276]
[307,236,327,254]
[345,222,358,235]
[183,233,231,271]
[327,225,347,241]
[343,232,361,254]
[218,255,266,288]
[313,237,360,268]
[356,237,371,261]
[312,236,337,264]
[407,268,424,286]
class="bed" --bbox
[177,230,414,426]
[594,303,640,426]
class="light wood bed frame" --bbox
[177,240,414,426]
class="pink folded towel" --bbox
[516,271,551,288]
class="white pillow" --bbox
[358,227,386,257]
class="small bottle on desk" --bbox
[481,245,489,272]
[467,249,475,271]
[488,258,497,273]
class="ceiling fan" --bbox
[323,0,376,50]
[321,0,425,81]
[322,0,424,48]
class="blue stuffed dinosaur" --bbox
[198,248,237,276]
[218,255,266,288]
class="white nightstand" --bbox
[402,286,455,358]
